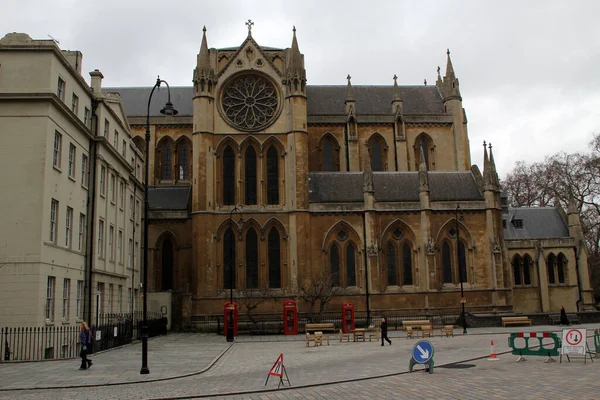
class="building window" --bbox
[160,139,173,180]
[78,213,86,251]
[346,243,357,287]
[108,284,113,313]
[319,134,340,171]
[46,276,56,321]
[548,253,567,284]
[245,228,259,288]
[84,107,90,127]
[512,219,523,229]
[135,241,139,269]
[114,130,119,150]
[122,140,127,158]
[118,285,123,313]
[103,119,109,138]
[110,174,116,203]
[442,241,452,283]
[71,93,79,114]
[135,200,140,224]
[177,139,191,180]
[458,241,467,283]
[68,143,76,179]
[245,146,257,205]
[108,225,114,260]
[513,255,522,286]
[81,154,88,187]
[57,77,65,101]
[128,238,133,267]
[50,199,59,243]
[53,131,62,168]
[97,282,104,315]
[76,280,83,320]
[129,195,134,220]
[62,278,70,321]
[385,240,413,286]
[268,228,281,288]
[223,227,236,289]
[99,166,106,196]
[386,242,397,286]
[266,146,279,205]
[368,135,386,171]
[118,229,123,263]
[402,242,413,285]
[223,146,235,205]
[65,206,73,248]
[330,244,340,286]
[119,181,124,209]
[98,219,104,257]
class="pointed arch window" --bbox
[266,146,279,205]
[245,228,258,288]
[330,244,340,286]
[346,243,356,286]
[177,139,191,180]
[386,242,397,286]
[245,146,257,205]
[442,242,453,283]
[414,134,433,170]
[223,227,236,289]
[402,242,413,285]
[370,139,383,171]
[523,255,532,285]
[557,253,566,284]
[547,253,556,284]
[319,134,340,171]
[513,255,522,286]
[223,146,235,205]
[458,241,467,283]
[268,228,281,288]
[161,140,173,180]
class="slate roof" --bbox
[104,85,444,118]
[148,186,190,211]
[503,207,570,240]
[308,171,482,203]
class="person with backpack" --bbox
[79,321,93,370]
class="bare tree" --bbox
[297,272,339,322]
[236,287,275,324]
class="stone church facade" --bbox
[111,26,595,326]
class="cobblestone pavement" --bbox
[0,324,598,400]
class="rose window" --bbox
[221,74,279,131]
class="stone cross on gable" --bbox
[245,19,254,35]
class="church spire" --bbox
[445,48,456,80]
[285,26,306,95]
[483,141,499,190]
[193,26,215,96]
[345,74,356,116]
[438,48,461,101]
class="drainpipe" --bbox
[85,98,99,325]
[574,244,583,312]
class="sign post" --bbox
[264,353,290,388]
[409,340,434,373]
[560,328,594,364]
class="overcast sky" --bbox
[3,0,600,176]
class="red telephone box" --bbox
[342,302,355,333]
[283,300,298,335]
[223,301,238,337]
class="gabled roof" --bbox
[308,171,483,203]
[148,186,190,211]
[503,207,570,240]
[105,84,444,119]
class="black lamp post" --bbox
[141,76,178,375]
[455,204,467,334]
[227,205,243,342]
[226,205,243,342]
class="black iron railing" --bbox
[1,312,164,362]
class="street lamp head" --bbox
[160,102,178,116]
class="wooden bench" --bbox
[406,326,414,339]
[421,324,433,338]
[501,316,532,327]
[315,331,330,346]
[402,320,432,331]
[306,323,336,333]
[440,325,454,337]
[339,329,350,342]
[366,326,380,342]
[353,328,366,342]
[306,332,319,347]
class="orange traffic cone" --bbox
[488,340,499,360]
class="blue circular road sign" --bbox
[412,340,434,363]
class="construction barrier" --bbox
[508,332,561,362]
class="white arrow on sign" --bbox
[417,344,430,360]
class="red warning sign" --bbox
[269,353,284,377]
[565,329,583,346]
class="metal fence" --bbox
[1,312,164,362]
[191,311,462,335]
